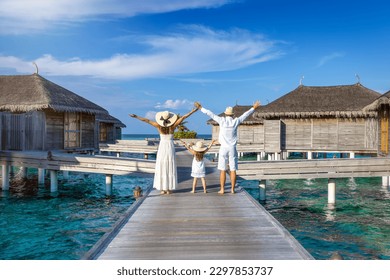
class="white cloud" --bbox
[317,52,345,67]
[0,26,282,79]
[155,99,193,110]
[145,111,157,120]
[0,0,233,34]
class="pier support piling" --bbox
[328,178,336,204]
[106,174,113,196]
[38,168,45,184]
[50,170,58,192]
[1,164,10,191]
[382,176,389,187]
[259,179,266,201]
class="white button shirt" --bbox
[201,107,255,147]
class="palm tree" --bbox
[175,114,190,132]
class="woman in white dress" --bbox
[129,106,198,194]
[181,140,216,193]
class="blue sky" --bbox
[1,0,390,134]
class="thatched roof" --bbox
[207,105,262,126]
[254,83,381,119]
[0,74,108,114]
[96,113,126,128]
[363,89,390,111]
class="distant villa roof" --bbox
[363,89,390,111]
[207,105,262,125]
[0,73,108,114]
[254,83,381,119]
[96,113,126,128]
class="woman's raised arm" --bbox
[129,114,160,129]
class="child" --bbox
[181,139,216,193]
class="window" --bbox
[64,112,81,148]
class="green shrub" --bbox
[174,131,197,139]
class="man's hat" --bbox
[224,106,234,116]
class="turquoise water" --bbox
[0,134,389,259]
[240,177,390,260]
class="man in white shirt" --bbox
[195,101,260,194]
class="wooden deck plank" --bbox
[93,148,313,260]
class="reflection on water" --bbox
[241,177,390,260]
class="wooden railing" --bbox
[237,157,390,180]
[0,150,156,176]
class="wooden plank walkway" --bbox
[90,148,313,260]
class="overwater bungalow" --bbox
[96,113,126,144]
[0,73,121,152]
[207,83,386,159]
[362,89,390,155]
[255,83,382,158]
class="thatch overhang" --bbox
[253,83,381,119]
[0,73,108,115]
[206,105,263,125]
[363,89,390,112]
[96,113,126,128]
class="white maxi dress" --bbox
[153,134,177,191]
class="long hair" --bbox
[195,151,205,162]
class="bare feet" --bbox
[190,190,195,193]
[166,190,172,194]
[160,191,166,194]
[218,190,224,194]
[231,190,235,194]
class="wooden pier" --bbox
[86,148,313,260]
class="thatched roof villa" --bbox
[0,73,124,151]
[206,83,388,157]
[253,83,382,155]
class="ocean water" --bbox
[0,134,389,259]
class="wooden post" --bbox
[259,179,266,201]
[382,176,389,187]
[106,174,113,196]
[50,170,58,192]
[256,152,261,161]
[328,178,336,204]
[307,151,313,160]
[2,164,10,191]
[38,168,45,184]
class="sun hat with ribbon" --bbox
[191,141,208,152]
[155,111,178,127]
[224,106,234,116]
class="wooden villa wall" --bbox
[281,118,378,152]
[82,113,97,149]
[208,117,378,154]
[45,110,64,150]
[0,111,45,151]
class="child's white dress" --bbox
[153,134,177,191]
[191,157,205,178]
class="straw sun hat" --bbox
[224,106,234,116]
[191,141,208,152]
[155,111,178,127]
